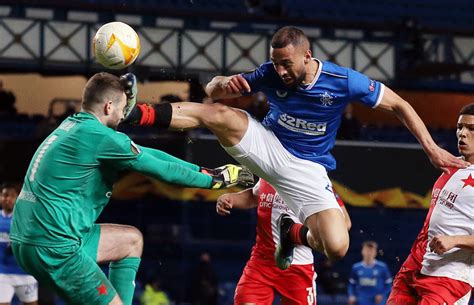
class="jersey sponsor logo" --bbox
[359,277,377,286]
[259,191,289,212]
[319,91,335,106]
[437,189,458,210]
[276,90,288,98]
[277,113,327,136]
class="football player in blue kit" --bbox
[348,241,392,305]
[125,26,468,269]
[0,183,38,305]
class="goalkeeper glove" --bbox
[202,164,255,189]
[119,73,138,120]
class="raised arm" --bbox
[377,87,469,172]
[215,188,258,216]
[205,75,250,100]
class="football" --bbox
[92,22,141,70]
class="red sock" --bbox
[290,223,305,245]
[138,104,156,126]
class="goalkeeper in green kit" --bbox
[10,72,253,305]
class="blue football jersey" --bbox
[348,260,392,305]
[0,210,26,274]
[242,59,383,171]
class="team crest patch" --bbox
[319,91,335,106]
[97,283,108,296]
[369,80,376,92]
[461,174,474,188]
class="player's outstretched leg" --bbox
[275,214,296,270]
[124,102,249,148]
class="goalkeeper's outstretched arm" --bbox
[129,150,254,189]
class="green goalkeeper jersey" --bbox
[11,112,212,247]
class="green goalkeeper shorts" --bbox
[12,224,117,305]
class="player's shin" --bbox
[122,103,172,128]
[289,223,311,247]
[109,257,141,305]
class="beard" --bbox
[282,70,306,89]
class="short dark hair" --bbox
[362,240,378,249]
[82,72,125,111]
[459,103,474,116]
[1,182,20,193]
[271,26,310,49]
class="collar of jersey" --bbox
[361,259,377,267]
[299,58,322,91]
[1,210,12,218]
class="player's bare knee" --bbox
[326,239,349,261]
[109,294,123,305]
[201,103,233,129]
[125,226,143,257]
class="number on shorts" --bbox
[306,287,315,305]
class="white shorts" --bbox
[223,113,340,222]
[0,274,38,303]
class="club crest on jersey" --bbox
[276,90,288,98]
[319,91,335,106]
[369,80,376,92]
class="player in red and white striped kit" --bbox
[216,179,351,305]
[387,103,474,305]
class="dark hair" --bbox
[271,26,310,49]
[1,182,20,193]
[459,103,474,116]
[82,72,125,111]
[362,240,378,249]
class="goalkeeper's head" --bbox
[82,72,127,130]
